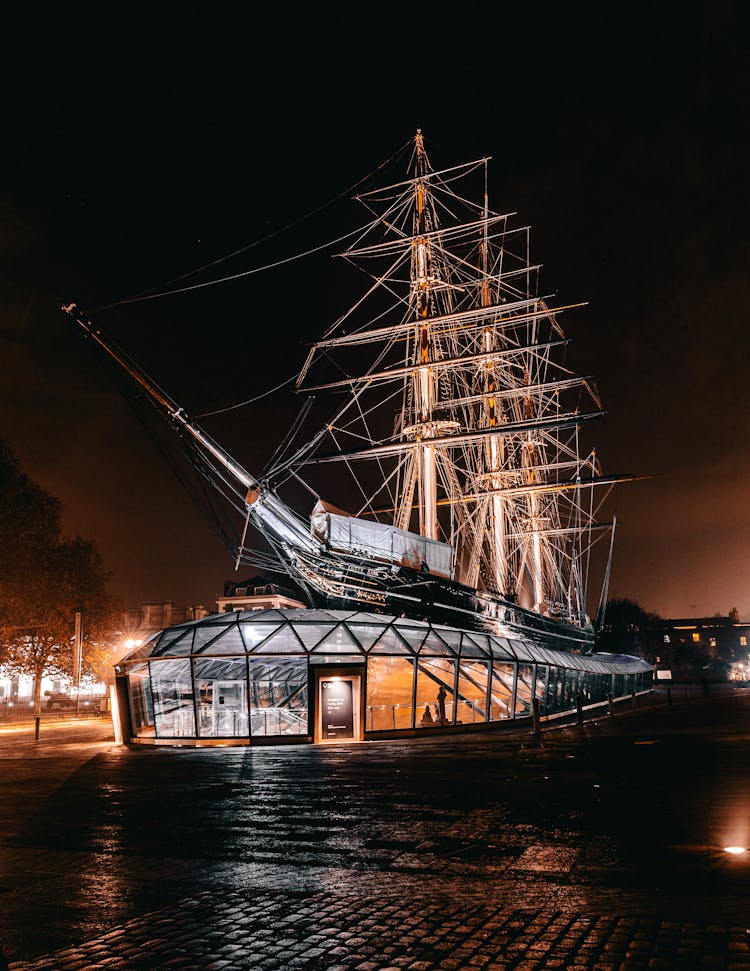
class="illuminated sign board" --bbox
[321,679,354,739]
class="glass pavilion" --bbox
[115,608,654,745]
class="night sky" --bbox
[2,5,748,620]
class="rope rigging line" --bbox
[90,139,413,313]
[89,229,361,310]
[195,372,299,418]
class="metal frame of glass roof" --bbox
[121,608,652,676]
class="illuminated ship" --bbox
[64,131,634,656]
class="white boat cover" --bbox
[310,500,454,579]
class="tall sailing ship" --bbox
[65,131,630,656]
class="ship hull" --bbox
[290,549,596,653]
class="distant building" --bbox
[119,581,305,650]
[216,576,305,613]
[122,601,211,633]
[648,608,750,679]
[118,601,212,663]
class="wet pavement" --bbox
[2,689,750,969]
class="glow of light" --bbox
[723,846,746,855]
[109,684,122,745]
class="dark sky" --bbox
[2,4,748,619]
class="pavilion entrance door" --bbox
[314,667,363,743]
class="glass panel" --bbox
[434,627,462,652]
[366,656,414,731]
[249,657,308,736]
[587,673,599,703]
[489,636,514,659]
[515,663,534,716]
[155,626,191,650]
[347,624,390,650]
[152,629,194,657]
[511,639,534,661]
[294,609,340,623]
[458,634,485,658]
[417,632,453,656]
[580,669,593,705]
[151,659,196,737]
[416,657,456,727]
[397,626,429,653]
[368,628,411,654]
[242,622,283,650]
[565,669,580,710]
[456,661,489,724]
[249,609,289,622]
[128,663,154,736]
[464,633,491,657]
[490,662,514,720]
[195,657,249,737]
[535,665,548,715]
[292,622,333,650]
[192,625,227,653]
[554,667,566,710]
[128,631,163,660]
[309,654,362,665]
[194,624,246,655]
[310,625,364,654]
[253,627,306,653]
[546,666,559,712]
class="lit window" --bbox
[692,633,700,643]
[741,636,747,647]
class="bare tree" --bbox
[0,439,119,712]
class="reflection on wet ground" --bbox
[2,690,750,967]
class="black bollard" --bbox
[34,716,40,742]
[531,697,541,738]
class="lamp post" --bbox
[73,610,83,717]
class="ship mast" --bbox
[288,131,622,627]
[412,131,438,541]
[480,157,509,596]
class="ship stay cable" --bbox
[91,138,414,313]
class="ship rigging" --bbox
[63,130,634,653]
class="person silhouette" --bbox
[436,684,447,723]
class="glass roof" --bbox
[121,608,652,674]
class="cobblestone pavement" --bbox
[2,691,750,970]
